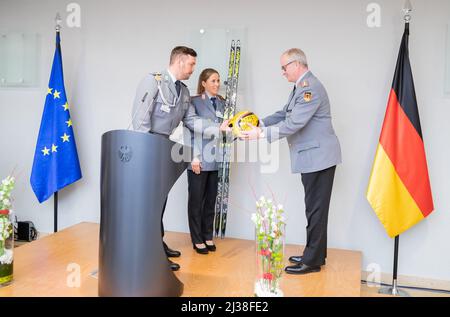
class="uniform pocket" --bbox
[153,102,170,117]
[296,140,320,152]
[295,140,320,168]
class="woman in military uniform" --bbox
[187,68,224,254]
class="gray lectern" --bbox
[99,130,188,296]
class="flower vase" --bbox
[254,224,285,297]
[0,209,14,287]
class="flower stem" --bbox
[0,240,4,257]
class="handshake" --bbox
[219,110,263,140]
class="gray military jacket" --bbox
[262,71,342,174]
[187,93,225,171]
[131,69,219,139]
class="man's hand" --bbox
[240,124,262,140]
[220,119,232,133]
[191,157,202,174]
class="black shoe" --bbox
[288,255,303,264]
[193,244,209,254]
[204,241,216,252]
[164,242,181,258]
[284,263,321,275]
[169,259,180,271]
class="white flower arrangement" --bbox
[0,175,15,270]
[0,176,15,210]
[252,196,286,297]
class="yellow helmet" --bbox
[228,111,260,136]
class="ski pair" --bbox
[214,40,241,238]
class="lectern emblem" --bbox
[118,146,132,163]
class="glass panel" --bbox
[185,27,247,95]
[0,32,39,87]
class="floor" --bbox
[5,223,449,297]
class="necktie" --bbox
[175,80,181,96]
[211,97,217,112]
[292,85,297,94]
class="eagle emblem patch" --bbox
[304,92,312,102]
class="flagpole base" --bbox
[378,286,410,297]
[378,280,410,297]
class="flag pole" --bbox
[54,191,58,232]
[378,2,413,297]
[53,13,62,234]
[379,236,410,296]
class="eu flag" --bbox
[30,32,82,203]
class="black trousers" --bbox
[300,165,336,267]
[187,170,218,244]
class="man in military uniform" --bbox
[242,48,342,275]
[131,46,229,271]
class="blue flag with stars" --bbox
[30,32,82,203]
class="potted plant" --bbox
[0,175,15,287]
[252,196,286,297]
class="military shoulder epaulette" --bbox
[300,80,309,88]
[151,72,163,82]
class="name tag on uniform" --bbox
[161,104,171,113]
[216,111,224,118]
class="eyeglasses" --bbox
[281,60,298,71]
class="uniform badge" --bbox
[304,92,312,102]
[153,73,162,82]
[301,80,309,88]
[161,104,171,113]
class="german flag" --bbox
[367,24,434,238]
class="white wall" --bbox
[1,0,449,282]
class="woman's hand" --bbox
[191,157,202,174]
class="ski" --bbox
[214,40,236,237]
[214,40,241,238]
